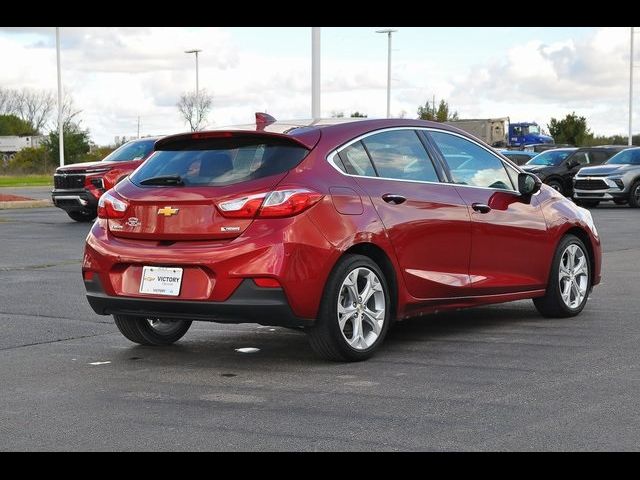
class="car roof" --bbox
[162,117,471,151]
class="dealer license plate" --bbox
[139,266,183,296]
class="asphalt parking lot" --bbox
[1,201,639,451]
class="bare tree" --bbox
[0,87,19,116]
[14,88,56,133]
[177,90,213,131]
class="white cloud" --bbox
[0,27,637,144]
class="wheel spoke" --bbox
[561,279,572,304]
[344,269,360,303]
[362,309,382,336]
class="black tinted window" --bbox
[337,141,377,177]
[591,151,611,164]
[362,130,439,182]
[130,136,309,187]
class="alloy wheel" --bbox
[337,267,386,350]
[558,244,589,309]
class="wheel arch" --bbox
[562,226,596,287]
[343,242,399,321]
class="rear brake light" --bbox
[217,188,322,219]
[97,191,129,219]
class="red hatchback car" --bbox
[83,116,601,361]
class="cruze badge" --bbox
[221,226,241,232]
[157,206,179,216]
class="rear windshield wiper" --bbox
[139,175,184,186]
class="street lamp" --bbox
[376,29,397,118]
[56,27,64,167]
[184,49,202,95]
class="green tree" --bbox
[547,112,593,146]
[0,114,37,136]
[7,146,50,174]
[43,122,91,165]
[350,111,367,118]
[417,99,458,122]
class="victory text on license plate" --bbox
[139,266,183,296]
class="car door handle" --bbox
[471,203,491,213]
[382,194,407,205]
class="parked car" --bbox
[573,146,640,208]
[82,116,601,361]
[523,143,574,153]
[51,137,159,222]
[497,149,538,166]
[521,145,629,196]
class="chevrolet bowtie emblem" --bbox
[157,206,179,216]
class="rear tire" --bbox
[113,315,192,346]
[628,180,640,208]
[307,254,391,362]
[533,234,591,318]
[67,211,96,222]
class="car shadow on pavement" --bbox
[106,301,546,367]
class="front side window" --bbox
[429,131,514,190]
[526,150,574,166]
[361,130,439,182]
[570,152,590,165]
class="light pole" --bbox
[311,27,321,119]
[376,29,397,118]
[185,49,202,95]
[630,28,634,146]
[56,27,64,167]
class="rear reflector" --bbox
[253,278,281,288]
[83,271,94,281]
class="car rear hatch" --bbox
[105,131,316,241]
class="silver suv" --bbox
[573,147,640,208]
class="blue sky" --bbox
[0,27,634,145]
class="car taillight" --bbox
[217,188,322,219]
[97,191,129,219]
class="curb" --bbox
[0,199,53,210]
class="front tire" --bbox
[67,210,96,222]
[114,315,192,346]
[628,180,640,208]
[307,254,391,362]
[533,235,591,318]
[546,179,564,195]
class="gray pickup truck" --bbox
[573,147,640,208]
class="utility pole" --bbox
[137,116,140,139]
[376,29,397,118]
[312,27,321,119]
[56,27,64,167]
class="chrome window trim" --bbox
[326,126,522,194]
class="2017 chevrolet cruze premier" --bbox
[83,115,601,361]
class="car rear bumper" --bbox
[85,275,313,327]
[51,189,99,213]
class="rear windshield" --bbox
[130,136,310,187]
[103,139,156,162]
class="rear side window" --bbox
[591,151,611,165]
[361,130,439,182]
[130,136,309,187]
[337,141,377,177]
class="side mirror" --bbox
[518,172,541,197]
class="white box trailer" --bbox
[0,135,45,165]
[444,118,509,147]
